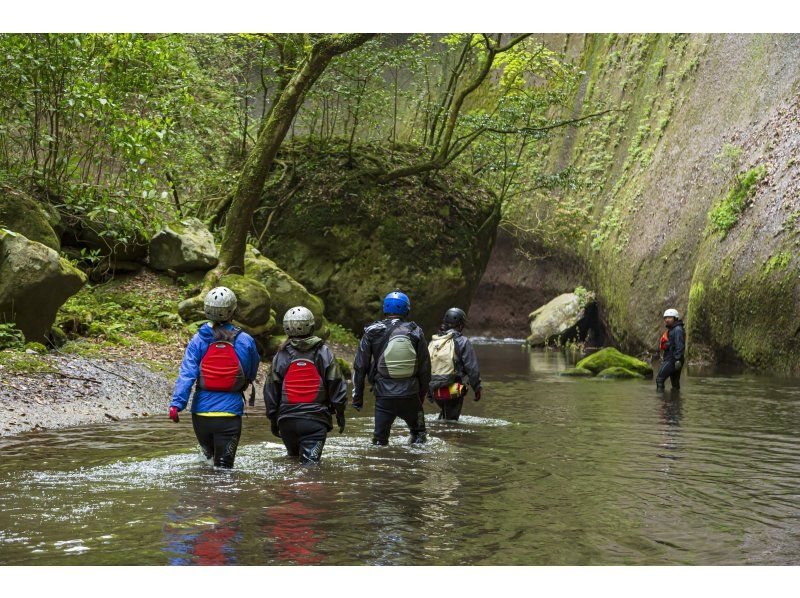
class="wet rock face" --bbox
[149,217,219,273]
[0,230,87,342]
[0,187,60,251]
[259,142,500,336]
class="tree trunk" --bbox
[216,34,376,275]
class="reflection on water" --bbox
[1,344,800,565]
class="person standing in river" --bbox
[169,287,260,468]
[352,290,431,445]
[265,306,347,464]
[656,308,686,391]
[427,307,483,421]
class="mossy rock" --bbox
[0,186,60,251]
[48,325,67,348]
[596,366,645,379]
[23,341,48,354]
[336,356,352,379]
[576,347,653,378]
[244,245,326,334]
[560,366,594,377]
[149,217,219,272]
[259,139,500,334]
[263,334,288,359]
[0,230,87,343]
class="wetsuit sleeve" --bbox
[264,353,283,421]
[170,335,202,411]
[324,348,347,414]
[672,326,686,363]
[352,331,372,405]
[459,337,483,390]
[416,330,431,396]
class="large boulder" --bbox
[576,347,653,378]
[527,289,596,346]
[244,246,325,333]
[0,230,86,343]
[259,141,500,334]
[178,274,274,338]
[0,187,60,251]
[149,217,219,272]
[597,366,645,380]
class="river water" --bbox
[1,344,799,565]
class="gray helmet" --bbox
[443,307,467,328]
[204,286,237,322]
[283,306,315,337]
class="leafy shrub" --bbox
[327,322,358,346]
[0,323,25,350]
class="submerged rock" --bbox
[0,230,86,343]
[596,366,645,380]
[576,347,652,378]
[527,289,596,346]
[0,187,60,251]
[149,217,219,272]
[560,366,594,377]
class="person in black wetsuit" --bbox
[264,306,347,463]
[352,290,431,445]
[427,307,483,421]
[656,308,686,391]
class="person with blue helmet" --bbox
[169,286,260,468]
[352,290,431,445]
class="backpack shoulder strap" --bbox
[376,319,404,357]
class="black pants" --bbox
[373,396,426,445]
[192,414,242,468]
[434,396,464,421]
[656,360,682,390]
[279,417,328,463]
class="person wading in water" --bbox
[169,287,260,468]
[352,290,431,445]
[427,307,483,421]
[656,308,685,391]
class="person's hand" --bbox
[427,395,434,404]
[674,361,682,370]
[169,406,180,423]
[473,388,483,402]
[270,419,281,438]
[336,412,346,434]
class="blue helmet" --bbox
[383,290,410,315]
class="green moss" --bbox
[336,357,352,379]
[576,347,653,377]
[23,341,48,354]
[560,366,594,377]
[596,366,645,379]
[763,251,791,275]
[0,350,56,373]
[0,186,60,251]
[706,165,767,239]
[327,321,358,347]
[137,330,169,344]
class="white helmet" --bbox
[204,287,237,322]
[663,308,680,319]
[283,306,315,337]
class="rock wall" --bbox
[472,34,800,373]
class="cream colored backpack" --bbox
[428,332,457,389]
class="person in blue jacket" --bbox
[169,286,260,468]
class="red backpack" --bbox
[283,346,324,404]
[197,327,247,393]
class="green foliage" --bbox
[0,350,55,373]
[707,165,767,239]
[23,341,48,354]
[576,347,653,377]
[327,321,358,347]
[0,322,25,350]
[137,330,169,344]
[763,251,792,275]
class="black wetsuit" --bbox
[191,414,242,468]
[352,317,431,445]
[656,321,686,390]
[431,329,483,421]
[264,336,347,463]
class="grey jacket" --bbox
[444,329,482,391]
[352,317,431,405]
[264,336,347,430]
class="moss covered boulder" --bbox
[258,140,500,335]
[576,347,653,378]
[149,217,219,272]
[560,366,594,377]
[0,186,60,251]
[596,366,645,380]
[244,246,326,334]
[0,230,86,343]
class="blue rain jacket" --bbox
[170,323,260,415]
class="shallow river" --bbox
[1,344,799,565]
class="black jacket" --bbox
[444,329,482,391]
[663,321,686,363]
[264,336,347,430]
[352,317,431,404]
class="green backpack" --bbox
[376,321,418,379]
